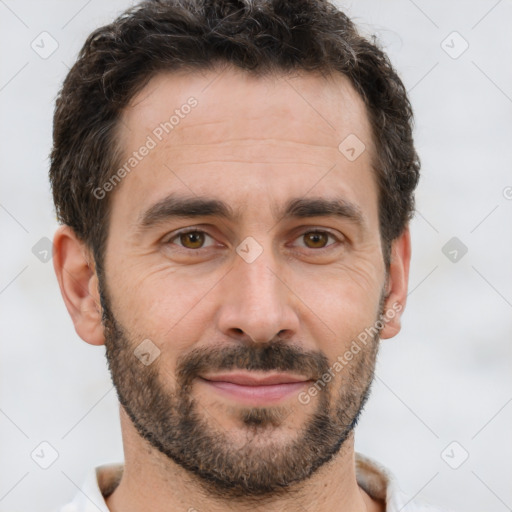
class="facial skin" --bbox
[53,66,410,512]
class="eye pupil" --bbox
[305,232,328,248]
[181,231,204,248]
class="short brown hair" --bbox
[50,0,420,268]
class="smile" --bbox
[198,372,312,405]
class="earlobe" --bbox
[380,227,411,340]
[52,226,106,346]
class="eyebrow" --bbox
[137,193,365,231]
[280,197,364,227]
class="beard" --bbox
[99,279,382,499]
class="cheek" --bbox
[108,264,222,349]
[289,257,385,310]
[288,260,384,355]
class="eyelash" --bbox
[164,228,342,253]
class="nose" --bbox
[216,246,299,344]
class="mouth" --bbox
[198,372,312,405]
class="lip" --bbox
[198,372,311,405]
[201,372,309,386]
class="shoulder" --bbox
[53,464,123,512]
[355,453,452,512]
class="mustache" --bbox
[174,340,330,389]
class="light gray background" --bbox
[1,1,511,511]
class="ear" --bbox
[380,226,411,340]
[52,225,105,346]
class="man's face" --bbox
[99,67,389,497]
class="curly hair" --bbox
[49,0,420,268]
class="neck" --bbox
[106,407,383,512]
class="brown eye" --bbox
[178,231,206,249]
[164,228,219,257]
[302,231,331,249]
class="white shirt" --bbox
[57,453,447,512]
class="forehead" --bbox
[110,66,377,231]
[121,67,373,156]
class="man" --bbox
[50,0,442,510]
